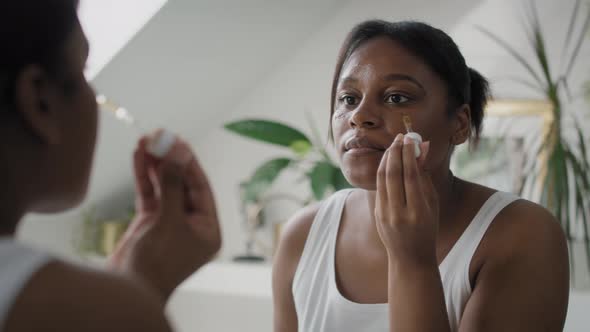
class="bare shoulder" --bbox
[460,192,570,331]
[272,199,324,331]
[275,201,322,269]
[4,259,172,332]
[474,195,570,305]
[460,179,568,265]
[486,198,568,261]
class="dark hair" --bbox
[0,0,80,108]
[330,20,490,144]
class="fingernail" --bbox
[393,133,404,145]
[403,135,413,145]
[147,129,177,158]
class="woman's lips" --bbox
[344,146,385,156]
[344,136,387,155]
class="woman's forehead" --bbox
[339,37,442,90]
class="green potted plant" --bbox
[74,207,134,259]
[225,115,351,261]
[478,0,590,279]
[224,114,351,203]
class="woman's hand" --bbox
[109,133,222,301]
[375,133,438,268]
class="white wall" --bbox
[79,0,168,80]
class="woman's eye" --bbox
[345,96,356,105]
[386,94,410,104]
[340,95,358,106]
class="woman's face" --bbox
[332,36,456,190]
[36,22,98,212]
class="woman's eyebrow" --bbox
[382,73,425,91]
[338,73,425,92]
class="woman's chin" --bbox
[341,160,379,191]
[342,170,378,191]
[348,179,377,191]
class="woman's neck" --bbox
[364,169,463,234]
[0,137,35,237]
[0,208,22,237]
[0,179,25,237]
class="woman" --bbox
[273,20,569,331]
[0,1,221,331]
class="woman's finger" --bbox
[417,141,430,168]
[386,133,406,209]
[180,146,216,218]
[376,147,391,219]
[402,135,423,212]
[133,136,157,212]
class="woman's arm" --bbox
[272,203,320,332]
[376,135,568,332]
[458,202,569,332]
[109,135,222,302]
[387,258,450,331]
[376,134,451,332]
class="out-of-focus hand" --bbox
[109,132,222,301]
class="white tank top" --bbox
[0,238,51,330]
[292,189,518,332]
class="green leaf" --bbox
[519,137,547,198]
[290,140,312,157]
[573,179,588,236]
[332,166,353,191]
[574,179,590,271]
[524,0,553,88]
[309,161,335,200]
[531,17,554,87]
[562,153,572,234]
[224,119,311,148]
[505,76,546,95]
[242,158,292,202]
[574,122,590,171]
[251,158,292,181]
[553,148,566,232]
[476,25,544,88]
[563,4,590,78]
[561,0,581,67]
[305,110,333,163]
[559,77,574,101]
[564,147,590,192]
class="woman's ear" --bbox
[14,64,61,145]
[451,104,472,145]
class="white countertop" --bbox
[176,261,273,298]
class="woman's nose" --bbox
[349,102,382,129]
